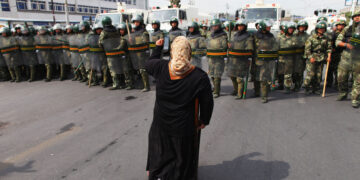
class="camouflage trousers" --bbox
[304,60,325,90]
[278,58,294,88]
[293,55,306,89]
[208,57,225,78]
[337,54,360,102]
[328,53,341,86]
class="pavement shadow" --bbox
[0,160,36,177]
[198,152,290,180]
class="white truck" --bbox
[235,0,289,33]
[94,3,149,26]
[146,5,212,32]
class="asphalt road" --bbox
[0,63,359,180]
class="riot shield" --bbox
[0,37,21,68]
[255,50,278,82]
[88,34,105,72]
[61,34,71,65]
[127,29,149,70]
[78,33,90,71]
[188,36,206,69]
[52,34,64,65]
[18,36,38,66]
[69,34,81,68]
[102,36,127,74]
[35,35,53,65]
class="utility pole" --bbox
[65,0,70,25]
[51,0,56,25]
[351,0,357,16]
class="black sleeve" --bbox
[145,45,164,78]
[198,74,214,125]
[149,45,163,60]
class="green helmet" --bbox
[15,24,23,30]
[101,16,112,26]
[279,21,286,31]
[223,21,234,30]
[284,22,296,34]
[170,17,179,24]
[187,21,199,32]
[210,19,221,27]
[315,21,327,32]
[53,23,62,30]
[38,26,48,34]
[116,23,126,30]
[65,25,72,30]
[297,20,309,30]
[235,19,248,30]
[72,24,79,33]
[93,23,103,31]
[131,15,143,24]
[151,20,160,26]
[352,11,360,19]
[0,27,11,35]
[28,26,36,35]
[20,26,30,34]
[317,16,328,23]
[79,21,90,31]
[258,19,272,31]
[334,19,347,26]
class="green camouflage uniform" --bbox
[227,30,254,98]
[78,32,90,82]
[254,31,278,101]
[0,40,10,81]
[127,27,150,91]
[293,31,309,90]
[0,36,22,82]
[304,33,332,93]
[206,30,228,97]
[200,28,208,38]
[99,26,131,89]
[278,33,298,91]
[149,29,164,58]
[328,30,344,87]
[336,23,360,106]
[35,34,54,81]
[187,32,206,68]
[18,34,38,81]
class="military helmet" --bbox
[284,21,296,34]
[20,26,30,34]
[93,23,103,31]
[279,21,286,31]
[235,19,248,30]
[151,20,160,25]
[258,19,272,31]
[315,21,327,32]
[65,25,72,30]
[131,14,144,24]
[210,19,221,27]
[170,17,179,25]
[352,11,360,19]
[187,21,199,31]
[317,16,328,23]
[28,26,36,35]
[53,23,62,30]
[72,24,79,33]
[101,16,112,26]
[15,24,23,30]
[334,19,347,26]
[297,20,309,30]
[38,26,48,34]
[0,27,11,35]
[79,21,90,31]
[116,23,126,30]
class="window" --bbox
[126,0,131,4]
[0,0,10,11]
[78,5,98,14]
[17,0,27,10]
[49,2,64,12]
[31,0,46,11]
[68,4,75,12]
[133,0,136,5]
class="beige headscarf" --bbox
[169,36,194,79]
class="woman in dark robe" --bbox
[145,36,214,180]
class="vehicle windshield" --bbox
[149,9,177,22]
[95,14,122,25]
[242,8,277,21]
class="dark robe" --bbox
[145,45,214,180]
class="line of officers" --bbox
[0,12,359,108]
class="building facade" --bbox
[0,0,148,27]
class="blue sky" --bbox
[149,0,348,16]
